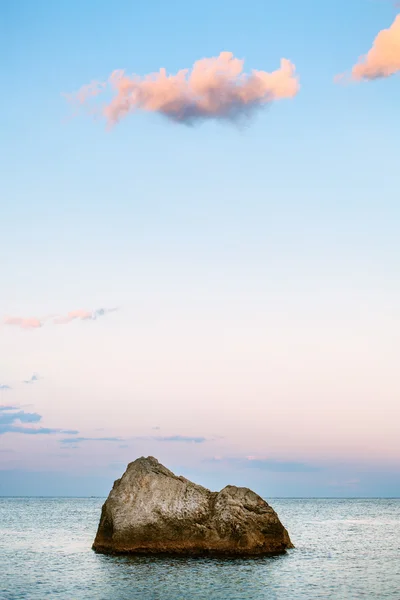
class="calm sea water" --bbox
[1,498,399,599]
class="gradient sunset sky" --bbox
[1,0,399,497]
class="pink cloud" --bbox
[68,52,300,126]
[71,80,106,104]
[53,310,93,325]
[3,308,117,330]
[62,81,107,119]
[4,317,42,330]
[343,14,400,81]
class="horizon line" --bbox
[1,495,399,500]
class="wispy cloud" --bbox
[23,373,40,384]
[60,436,122,445]
[129,434,210,444]
[3,317,42,330]
[0,384,12,391]
[59,434,207,447]
[207,455,318,473]
[0,405,78,436]
[1,425,78,435]
[153,435,207,444]
[4,307,117,330]
[0,410,41,425]
[338,14,400,81]
[67,52,300,127]
[53,307,117,325]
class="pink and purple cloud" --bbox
[67,52,300,126]
[338,14,400,81]
[3,308,117,330]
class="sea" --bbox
[1,497,399,600]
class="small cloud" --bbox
[0,425,79,435]
[60,436,122,446]
[152,426,161,430]
[58,432,209,447]
[153,435,207,444]
[0,410,41,426]
[0,405,78,436]
[53,309,92,325]
[4,308,117,330]
[23,373,40,384]
[130,434,210,443]
[0,384,12,391]
[3,316,42,330]
[52,307,118,325]
[67,52,300,127]
[338,14,400,81]
[63,80,106,116]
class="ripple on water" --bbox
[1,498,400,599]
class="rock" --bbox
[92,456,294,556]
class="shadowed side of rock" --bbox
[92,456,294,556]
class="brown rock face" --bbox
[92,456,294,556]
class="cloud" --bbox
[0,410,41,425]
[59,430,80,434]
[3,307,117,330]
[68,52,300,126]
[3,317,42,330]
[131,434,209,443]
[60,436,122,446]
[23,373,40,384]
[71,80,106,104]
[59,433,209,447]
[0,425,78,435]
[0,405,78,436]
[206,455,318,472]
[0,384,12,391]
[340,14,400,81]
[52,309,93,325]
[153,435,207,443]
[51,307,118,325]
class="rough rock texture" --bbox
[93,456,293,556]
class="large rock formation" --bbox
[92,456,293,556]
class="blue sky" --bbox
[1,0,399,497]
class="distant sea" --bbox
[1,497,399,599]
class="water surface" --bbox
[1,498,399,599]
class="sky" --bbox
[1,0,399,497]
